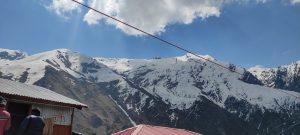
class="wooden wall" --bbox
[53,125,72,135]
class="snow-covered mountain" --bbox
[96,55,299,111]
[1,48,300,135]
[96,55,300,134]
[249,61,300,92]
[0,49,122,84]
[0,49,133,134]
[0,48,27,60]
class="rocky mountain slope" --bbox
[1,48,300,135]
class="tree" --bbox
[229,63,236,72]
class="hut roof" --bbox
[0,78,87,109]
[113,124,201,135]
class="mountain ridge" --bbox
[249,61,300,92]
[0,48,27,60]
[1,48,300,135]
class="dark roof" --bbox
[0,79,87,109]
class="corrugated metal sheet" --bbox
[33,104,72,126]
[113,124,202,135]
[0,78,87,109]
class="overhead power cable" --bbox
[71,0,299,98]
[71,0,242,76]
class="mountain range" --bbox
[249,62,300,93]
[0,48,299,135]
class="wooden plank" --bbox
[70,108,74,134]
[53,125,72,135]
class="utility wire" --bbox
[71,0,242,76]
[71,0,299,98]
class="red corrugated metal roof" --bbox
[0,78,87,109]
[113,124,202,135]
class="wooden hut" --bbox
[0,78,87,135]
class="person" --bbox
[0,96,10,135]
[17,109,45,135]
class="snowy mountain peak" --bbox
[0,48,120,84]
[0,48,27,60]
[176,53,217,62]
[249,61,300,92]
[248,65,271,78]
[54,48,71,52]
[35,48,78,57]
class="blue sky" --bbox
[0,0,299,68]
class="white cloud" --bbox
[84,0,222,35]
[82,0,280,35]
[48,0,83,18]
[290,0,300,4]
[47,0,299,35]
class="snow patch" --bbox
[109,95,136,126]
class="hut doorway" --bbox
[6,102,31,135]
